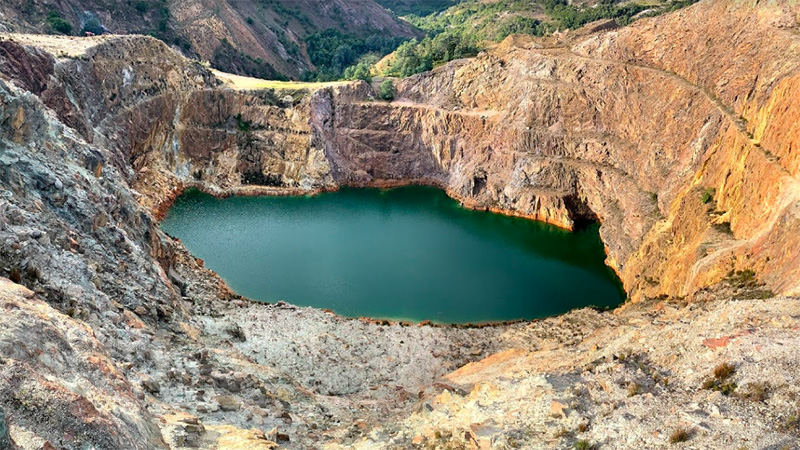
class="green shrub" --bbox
[81,16,105,35]
[344,61,373,83]
[235,113,252,133]
[379,79,396,101]
[702,362,737,395]
[574,440,593,450]
[46,11,72,35]
[701,187,715,204]
[135,1,149,13]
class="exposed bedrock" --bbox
[5,0,795,302]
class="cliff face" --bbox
[332,1,800,301]
[319,1,800,301]
[5,0,798,304]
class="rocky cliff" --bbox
[0,0,799,449]
[8,0,793,302]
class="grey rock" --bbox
[0,406,13,449]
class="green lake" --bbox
[161,186,625,323]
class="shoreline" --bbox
[154,178,577,231]
[157,178,626,330]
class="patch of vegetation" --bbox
[724,269,775,299]
[726,269,758,289]
[378,0,700,78]
[669,427,692,444]
[385,32,478,77]
[134,1,149,14]
[714,362,736,380]
[374,0,458,17]
[302,29,407,81]
[81,14,105,35]
[644,276,660,287]
[379,79,396,101]
[234,113,252,133]
[738,381,769,402]
[294,0,701,83]
[783,412,800,435]
[701,187,716,204]
[574,440,594,450]
[343,61,373,83]
[46,11,72,35]
[702,362,737,395]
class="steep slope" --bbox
[0,0,416,79]
[4,0,796,303]
[55,0,795,302]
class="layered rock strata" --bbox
[9,0,798,302]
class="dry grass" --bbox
[739,382,769,402]
[713,363,736,380]
[0,33,111,58]
[669,427,692,444]
[212,69,351,91]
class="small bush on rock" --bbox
[701,187,715,204]
[379,79,395,101]
[702,362,737,395]
[669,427,691,444]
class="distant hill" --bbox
[0,0,417,79]
[373,0,459,16]
[373,0,699,77]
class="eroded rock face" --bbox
[0,405,12,449]
[3,2,798,303]
[0,279,166,450]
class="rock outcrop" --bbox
[7,0,794,302]
[0,1,799,448]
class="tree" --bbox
[47,11,72,35]
[379,79,395,101]
[344,62,373,83]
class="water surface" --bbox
[162,187,624,323]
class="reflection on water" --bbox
[161,186,625,323]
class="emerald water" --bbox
[161,187,624,323]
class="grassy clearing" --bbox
[212,69,352,91]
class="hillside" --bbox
[373,0,458,16]
[375,0,700,77]
[0,0,417,79]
